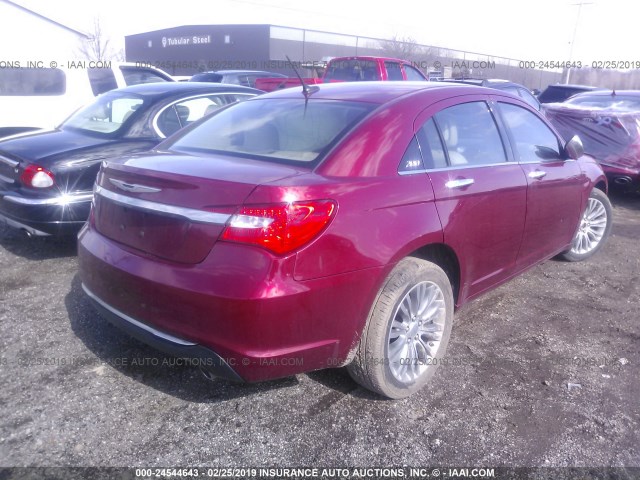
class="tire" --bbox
[347,257,454,399]
[559,188,613,262]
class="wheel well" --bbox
[595,180,607,194]
[409,244,460,302]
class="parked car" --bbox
[190,70,286,88]
[0,62,175,138]
[446,78,541,110]
[78,82,611,399]
[255,56,427,92]
[544,90,640,190]
[537,83,603,104]
[0,82,260,237]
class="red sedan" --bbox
[78,82,612,399]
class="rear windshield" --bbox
[324,60,379,82]
[0,68,66,96]
[63,93,144,134]
[168,98,374,164]
[565,94,640,111]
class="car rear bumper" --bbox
[0,190,92,235]
[82,284,243,382]
[78,223,383,382]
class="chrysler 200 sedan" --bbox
[0,82,260,236]
[78,82,612,399]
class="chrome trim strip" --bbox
[82,284,197,346]
[95,186,230,225]
[0,173,14,183]
[398,169,429,176]
[0,212,50,236]
[0,155,19,168]
[3,192,93,206]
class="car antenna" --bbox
[286,55,318,99]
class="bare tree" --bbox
[378,35,427,61]
[77,17,122,61]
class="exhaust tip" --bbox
[614,176,633,185]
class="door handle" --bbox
[445,178,475,189]
[528,170,547,179]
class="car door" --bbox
[416,97,528,302]
[495,100,585,268]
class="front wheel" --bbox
[347,258,454,399]
[560,188,613,262]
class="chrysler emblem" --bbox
[109,179,161,193]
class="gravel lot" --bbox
[1,191,638,471]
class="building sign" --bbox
[161,35,212,48]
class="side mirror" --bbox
[565,135,584,160]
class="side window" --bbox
[434,102,507,166]
[417,118,447,169]
[156,95,224,137]
[404,65,426,81]
[385,62,403,81]
[499,102,561,162]
[398,137,425,173]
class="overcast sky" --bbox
[11,0,636,63]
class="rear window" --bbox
[324,60,379,82]
[0,68,66,96]
[168,98,374,164]
[63,93,144,134]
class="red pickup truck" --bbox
[255,56,428,91]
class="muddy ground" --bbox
[0,191,638,471]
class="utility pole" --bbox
[566,1,593,84]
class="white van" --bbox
[0,62,174,137]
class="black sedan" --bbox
[0,82,260,236]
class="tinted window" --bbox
[63,93,144,134]
[190,73,223,83]
[385,62,403,80]
[417,118,447,169]
[565,94,640,110]
[0,68,66,96]
[499,102,561,162]
[404,65,426,81]
[120,67,169,85]
[169,99,374,164]
[88,68,118,95]
[434,102,507,166]
[324,60,378,81]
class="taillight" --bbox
[221,200,337,255]
[20,164,55,188]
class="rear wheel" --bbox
[347,258,454,399]
[560,188,612,262]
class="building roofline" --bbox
[2,0,90,38]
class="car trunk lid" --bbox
[93,152,306,263]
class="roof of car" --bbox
[569,89,640,97]
[441,78,527,89]
[194,70,287,76]
[257,81,498,104]
[106,82,263,97]
[328,56,416,65]
[545,84,601,90]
